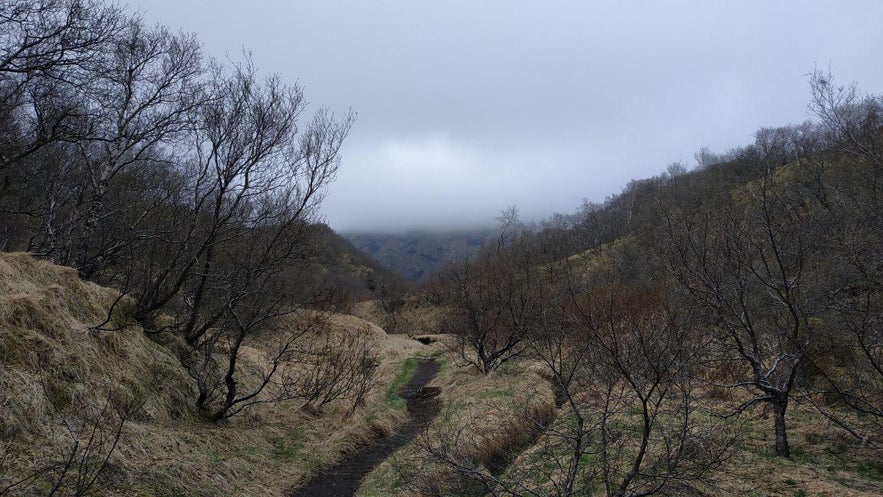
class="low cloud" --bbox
[132,0,883,233]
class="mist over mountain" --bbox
[344,229,497,281]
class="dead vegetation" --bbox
[2,248,882,497]
[351,296,449,337]
[355,351,883,497]
[351,232,883,497]
[356,357,556,497]
[0,252,428,496]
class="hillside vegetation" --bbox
[3,248,880,496]
[2,1,883,497]
[0,252,427,496]
[362,73,883,496]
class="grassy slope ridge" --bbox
[352,153,883,495]
[357,356,556,497]
[0,252,426,496]
[311,223,404,300]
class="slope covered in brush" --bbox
[0,252,433,496]
[0,252,193,493]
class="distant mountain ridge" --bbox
[344,229,497,281]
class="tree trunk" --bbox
[74,172,110,275]
[772,396,790,457]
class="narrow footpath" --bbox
[291,358,440,497]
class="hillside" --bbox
[4,248,882,497]
[309,224,405,301]
[344,229,497,281]
[0,252,428,496]
[347,138,883,496]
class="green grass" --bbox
[385,357,418,410]
[856,459,883,482]
[790,446,813,463]
[356,466,405,497]
[271,436,305,462]
[484,389,514,399]
[803,432,825,445]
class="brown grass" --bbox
[0,253,433,496]
[4,252,881,496]
[359,351,883,497]
[698,401,883,497]
[351,298,449,336]
[356,355,556,497]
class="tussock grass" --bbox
[429,361,556,466]
[357,355,556,497]
[359,348,883,497]
[351,298,449,336]
[0,253,432,496]
[0,254,192,438]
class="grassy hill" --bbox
[3,187,883,497]
[0,252,427,496]
[309,224,406,303]
[343,120,883,495]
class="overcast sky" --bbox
[131,1,883,233]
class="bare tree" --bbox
[0,0,124,168]
[0,0,126,251]
[440,225,538,374]
[0,0,362,433]
[412,240,730,497]
[797,69,883,443]
[0,2,203,275]
[294,326,379,415]
[375,278,408,334]
[664,170,826,457]
[190,310,321,422]
[563,282,730,496]
[45,19,203,274]
[142,59,354,421]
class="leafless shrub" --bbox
[295,327,379,415]
[0,388,136,497]
[188,311,320,422]
[440,214,538,374]
[412,245,732,497]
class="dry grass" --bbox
[698,401,883,497]
[359,352,882,497]
[4,252,880,496]
[0,253,434,496]
[0,253,193,434]
[351,298,449,336]
[356,355,556,497]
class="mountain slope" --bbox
[344,230,496,281]
[0,252,425,496]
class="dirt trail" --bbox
[291,358,440,497]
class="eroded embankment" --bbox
[291,358,440,497]
[479,376,564,486]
